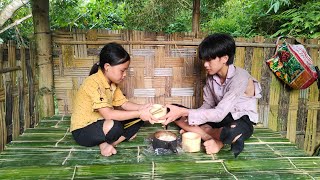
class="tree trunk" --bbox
[192,0,200,37]
[31,0,54,118]
[0,0,29,27]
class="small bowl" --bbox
[150,104,167,123]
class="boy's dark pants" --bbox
[207,113,254,157]
[171,104,254,157]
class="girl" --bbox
[71,43,156,157]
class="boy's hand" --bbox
[160,104,188,125]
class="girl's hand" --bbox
[138,106,157,124]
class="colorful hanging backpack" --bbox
[266,36,320,89]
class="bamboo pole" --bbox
[27,43,36,127]
[259,38,274,127]
[0,66,21,73]
[0,44,4,151]
[21,46,30,129]
[4,74,13,143]
[5,41,15,142]
[19,46,26,134]
[9,41,20,140]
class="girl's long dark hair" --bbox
[89,43,130,75]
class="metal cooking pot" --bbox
[152,130,178,153]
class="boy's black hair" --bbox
[198,33,236,65]
[89,42,130,75]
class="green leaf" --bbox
[273,2,280,13]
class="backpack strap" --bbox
[315,66,320,90]
[276,36,290,44]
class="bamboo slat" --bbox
[61,45,74,68]
[0,44,4,151]
[0,102,5,151]
[86,29,98,41]
[154,46,166,68]
[251,36,264,81]
[268,75,282,131]
[164,57,184,68]
[145,56,154,77]
[172,67,183,88]
[259,38,274,126]
[234,37,246,68]
[130,56,145,68]
[19,47,26,134]
[0,44,3,91]
[165,76,172,98]
[287,90,299,142]
[304,39,320,155]
[244,38,254,72]
[134,68,145,88]
[4,74,13,143]
[278,85,290,132]
[27,43,37,128]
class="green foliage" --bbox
[266,0,290,13]
[202,0,254,37]
[233,0,288,36]
[124,0,226,33]
[272,1,320,38]
[204,0,320,38]
[50,0,125,30]
[124,0,185,32]
[50,0,81,30]
[199,0,227,25]
[165,10,192,33]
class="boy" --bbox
[162,33,262,157]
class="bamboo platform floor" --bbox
[0,116,320,180]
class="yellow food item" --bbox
[158,134,176,141]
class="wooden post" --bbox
[31,0,54,118]
[192,0,200,37]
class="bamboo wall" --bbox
[52,29,320,155]
[0,41,39,151]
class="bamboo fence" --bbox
[52,29,320,155]
[0,41,39,152]
[0,29,318,156]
